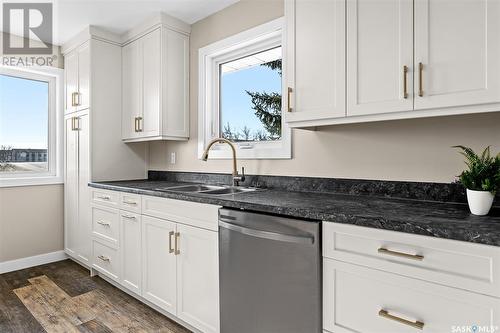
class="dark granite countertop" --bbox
[89,179,500,247]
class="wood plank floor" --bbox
[0,260,191,333]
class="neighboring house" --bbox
[0,149,48,162]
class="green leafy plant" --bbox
[453,145,500,194]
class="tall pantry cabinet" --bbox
[62,28,147,266]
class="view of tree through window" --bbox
[219,46,282,142]
[0,74,49,173]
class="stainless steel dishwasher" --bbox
[219,208,321,333]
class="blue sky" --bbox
[0,75,48,149]
[220,63,281,137]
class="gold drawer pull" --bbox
[97,255,110,262]
[403,65,409,99]
[174,232,180,255]
[287,87,293,112]
[97,195,111,201]
[97,220,110,227]
[121,214,136,220]
[123,200,137,206]
[169,231,175,254]
[418,62,424,97]
[379,309,424,330]
[378,247,424,261]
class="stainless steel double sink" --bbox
[154,184,260,196]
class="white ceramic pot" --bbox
[466,189,495,216]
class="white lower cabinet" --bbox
[323,222,500,333]
[92,239,120,282]
[324,260,500,333]
[120,211,142,294]
[90,190,220,333]
[142,215,178,314]
[176,223,219,333]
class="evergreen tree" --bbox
[245,59,282,139]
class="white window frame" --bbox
[0,65,64,187]
[198,17,291,160]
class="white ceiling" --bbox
[49,0,240,45]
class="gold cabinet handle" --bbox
[134,117,138,132]
[403,65,409,99]
[287,87,293,112]
[169,231,175,254]
[71,117,75,131]
[137,116,143,132]
[71,92,76,107]
[74,117,80,131]
[97,195,111,201]
[121,214,136,220]
[75,92,81,106]
[174,232,180,255]
[378,247,424,261]
[379,309,424,330]
[96,220,111,227]
[123,200,137,206]
[418,62,424,97]
[97,255,110,262]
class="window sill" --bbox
[0,176,64,188]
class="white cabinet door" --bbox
[414,0,500,110]
[76,113,91,264]
[141,28,161,138]
[324,259,500,333]
[142,215,177,315]
[77,42,90,111]
[347,0,414,116]
[122,39,142,140]
[64,117,78,256]
[176,224,219,333]
[120,211,142,295]
[65,51,78,114]
[285,0,346,125]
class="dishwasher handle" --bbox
[219,220,314,245]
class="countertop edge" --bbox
[88,182,500,247]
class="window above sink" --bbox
[198,18,291,160]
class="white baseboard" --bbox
[0,250,68,274]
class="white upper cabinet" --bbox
[414,0,500,110]
[122,24,190,142]
[122,39,142,141]
[286,0,500,127]
[285,0,346,126]
[65,42,90,114]
[141,29,162,138]
[347,0,414,116]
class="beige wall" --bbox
[0,34,64,263]
[149,0,500,183]
[0,185,64,262]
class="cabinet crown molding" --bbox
[62,12,191,55]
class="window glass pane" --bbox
[220,46,282,142]
[0,74,49,173]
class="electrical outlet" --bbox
[170,152,176,164]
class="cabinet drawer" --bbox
[323,222,500,297]
[142,196,220,231]
[91,206,119,247]
[323,259,500,333]
[91,189,119,208]
[92,240,120,281]
[119,193,142,213]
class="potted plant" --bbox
[454,145,500,216]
